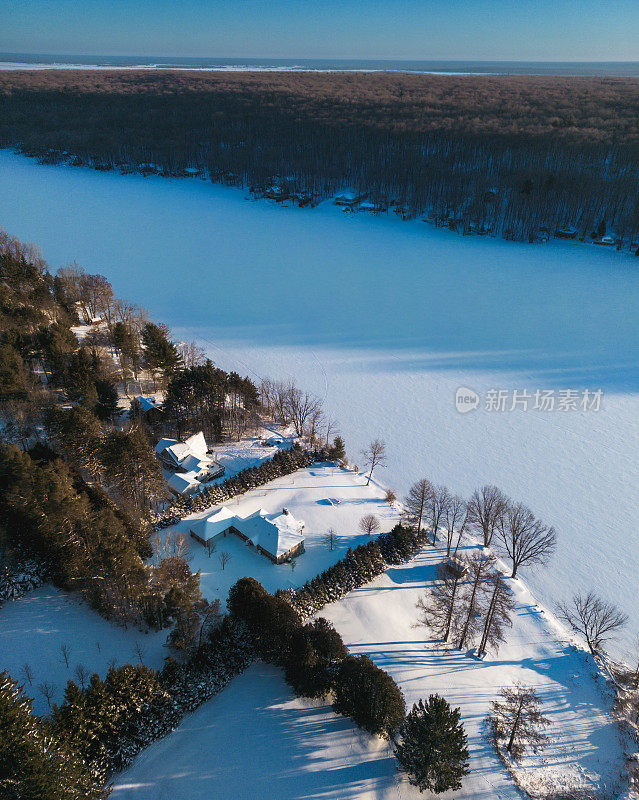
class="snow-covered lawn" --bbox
[176,464,399,603]
[1,149,637,662]
[0,585,167,715]
[111,662,404,800]
[113,539,629,800]
[321,540,628,799]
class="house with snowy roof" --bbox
[167,471,201,496]
[189,507,305,563]
[155,432,225,483]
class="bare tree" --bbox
[425,485,452,546]
[443,494,466,556]
[414,563,464,642]
[403,478,433,534]
[151,529,192,567]
[205,539,217,559]
[306,406,324,446]
[21,663,34,687]
[287,385,322,438]
[219,551,232,571]
[323,528,338,551]
[477,575,516,657]
[490,684,550,760]
[59,643,71,669]
[134,640,147,665]
[385,488,397,504]
[74,664,89,690]
[38,681,56,712]
[359,514,381,537]
[466,486,508,547]
[324,416,338,449]
[361,439,387,486]
[457,552,495,650]
[557,591,628,656]
[178,340,206,368]
[197,599,222,653]
[497,502,556,578]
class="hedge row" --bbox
[228,577,406,739]
[153,445,314,528]
[52,616,255,779]
[287,523,430,618]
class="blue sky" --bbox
[1,0,638,61]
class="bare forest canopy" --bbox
[1,70,639,243]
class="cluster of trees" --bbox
[1,71,638,246]
[405,481,557,579]
[228,577,469,791]
[0,443,204,630]
[416,553,516,657]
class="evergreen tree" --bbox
[395,696,469,794]
[333,654,405,739]
[0,670,108,800]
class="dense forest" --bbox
[0,70,638,244]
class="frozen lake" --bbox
[1,151,637,658]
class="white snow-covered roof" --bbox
[181,453,211,474]
[155,437,178,455]
[138,396,162,413]
[183,432,208,460]
[237,508,304,559]
[158,431,209,467]
[189,506,237,542]
[167,471,200,494]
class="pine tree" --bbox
[0,670,108,800]
[395,696,469,794]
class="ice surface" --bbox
[0,150,637,659]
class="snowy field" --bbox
[0,150,637,659]
[114,540,629,800]
[177,464,399,602]
[0,585,167,714]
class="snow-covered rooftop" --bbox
[167,471,200,494]
[239,508,305,559]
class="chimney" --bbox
[282,507,289,515]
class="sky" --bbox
[1,0,638,62]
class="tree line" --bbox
[1,70,638,247]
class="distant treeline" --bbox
[1,70,638,244]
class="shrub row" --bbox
[153,445,314,528]
[51,616,254,779]
[287,523,430,618]
[228,577,406,739]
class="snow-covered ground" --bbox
[111,663,406,800]
[1,150,637,659]
[177,464,399,603]
[0,585,167,714]
[113,539,630,800]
